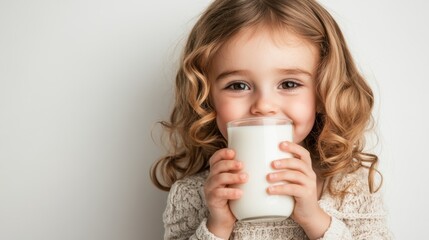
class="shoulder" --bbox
[163,171,209,225]
[331,167,380,195]
[168,171,209,202]
[321,167,386,218]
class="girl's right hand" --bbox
[204,148,247,239]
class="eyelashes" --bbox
[224,79,302,91]
[225,81,250,91]
[279,80,302,89]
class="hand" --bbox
[204,148,247,239]
[266,141,330,239]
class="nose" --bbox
[250,93,279,116]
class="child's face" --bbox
[209,26,319,144]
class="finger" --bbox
[209,148,235,167]
[207,188,243,205]
[279,141,312,166]
[267,170,309,185]
[267,183,311,198]
[271,158,316,179]
[271,158,307,172]
[210,159,243,176]
[205,172,247,192]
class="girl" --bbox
[151,0,392,239]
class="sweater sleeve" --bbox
[318,169,393,240]
[163,174,223,240]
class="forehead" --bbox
[209,25,320,76]
[230,24,311,48]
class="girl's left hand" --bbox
[266,141,330,239]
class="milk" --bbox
[228,120,294,222]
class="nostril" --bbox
[249,92,281,116]
[250,103,277,115]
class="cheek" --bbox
[216,115,228,139]
[214,101,235,139]
[214,99,247,139]
[289,102,317,143]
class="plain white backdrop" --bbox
[0,0,428,239]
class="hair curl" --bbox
[151,0,381,196]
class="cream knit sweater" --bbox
[163,168,392,239]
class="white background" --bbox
[0,0,428,239]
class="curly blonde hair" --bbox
[151,0,381,196]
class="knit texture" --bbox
[163,168,392,239]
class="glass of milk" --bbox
[227,117,295,222]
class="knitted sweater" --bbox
[163,168,392,239]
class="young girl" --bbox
[151,0,392,239]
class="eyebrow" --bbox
[215,70,249,81]
[215,68,313,81]
[276,68,313,77]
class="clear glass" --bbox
[227,117,295,222]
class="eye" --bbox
[225,81,251,91]
[280,80,301,89]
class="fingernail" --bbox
[235,190,243,197]
[273,160,280,168]
[240,173,247,180]
[269,173,277,180]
